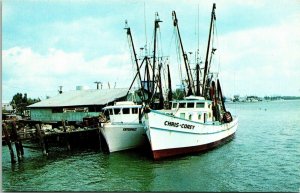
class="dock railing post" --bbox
[3,123,16,164]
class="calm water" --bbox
[2,100,300,192]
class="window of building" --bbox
[187,103,195,108]
[179,103,186,108]
[123,108,130,114]
[196,102,205,108]
[52,108,63,113]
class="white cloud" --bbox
[2,47,134,100]
[217,13,300,97]
[3,0,300,101]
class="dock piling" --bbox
[97,128,102,152]
[62,120,71,151]
[3,123,16,164]
[35,123,48,156]
[11,122,24,161]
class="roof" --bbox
[103,101,142,110]
[28,88,129,108]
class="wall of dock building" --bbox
[30,108,101,122]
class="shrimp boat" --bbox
[100,101,146,152]
[142,95,238,160]
[142,4,238,160]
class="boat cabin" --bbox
[170,96,213,123]
[103,101,142,124]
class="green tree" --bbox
[10,93,40,115]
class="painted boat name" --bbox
[164,121,195,130]
[123,128,137,131]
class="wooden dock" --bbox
[2,118,106,164]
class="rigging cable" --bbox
[215,19,221,75]
[174,28,184,91]
[158,26,168,97]
[127,33,138,90]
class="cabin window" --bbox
[179,103,186,108]
[209,112,211,118]
[172,103,178,108]
[123,108,130,114]
[132,108,138,114]
[198,114,201,120]
[108,109,113,115]
[180,113,185,119]
[196,102,205,108]
[114,108,121,115]
[188,114,192,120]
[187,102,195,108]
[208,104,211,109]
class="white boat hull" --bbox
[143,110,238,160]
[100,123,146,152]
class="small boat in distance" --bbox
[100,101,146,153]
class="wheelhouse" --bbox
[103,101,142,124]
[170,96,213,123]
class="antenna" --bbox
[197,4,200,64]
[94,81,102,89]
[58,86,63,94]
[144,2,148,54]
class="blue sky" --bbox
[2,0,300,102]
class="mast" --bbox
[145,57,151,103]
[125,21,145,101]
[172,11,194,96]
[196,63,200,96]
[202,3,216,97]
[167,64,172,103]
[152,13,162,97]
[126,59,145,96]
[158,63,164,109]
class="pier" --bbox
[2,118,105,164]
